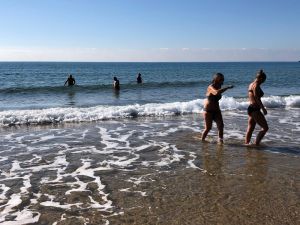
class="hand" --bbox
[227,85,234,89]
[262,107,267,115]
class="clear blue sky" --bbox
[0,0,299,61]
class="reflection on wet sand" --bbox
[202,143,224,176]
[0,119,299,225]
[110,133,299,225]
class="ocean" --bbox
[0,62,299,123]
[0,62,299,224]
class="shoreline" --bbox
[0,116,299,224]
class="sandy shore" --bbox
[109,136,300,225]
[0,115,299,224]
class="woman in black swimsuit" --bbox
[201,73,234,143]
[245,70,268,146]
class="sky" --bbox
[0,0,299,62]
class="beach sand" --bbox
[0,114,299,225]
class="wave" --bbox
[0,81,205,94]
[0,95,299,126]
[219,95,300,109]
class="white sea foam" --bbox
[284,95,300,108]
[155,141,185,167]
[0,184,10,204]
[0,95,299,126]
[0,211,40,225]
[0,110,299,224]
[0,156,8,162]
[187,151,206,172]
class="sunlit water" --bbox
[0,62,299,224]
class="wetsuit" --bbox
[137,73,142,84]
[137,76,142,84]
[67,78,75,86]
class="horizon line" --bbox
[0,60,298,63]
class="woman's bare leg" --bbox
[245,116,256,144]
[202,112,213,141]
[214,111,224,143]
[252,111,269,145]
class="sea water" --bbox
[0,62,299,125]
[0,62,299,224]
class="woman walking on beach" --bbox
[201,73,234,143]
[245,70,268,146]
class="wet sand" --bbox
[109,138,300,225]
[0,114,299,225]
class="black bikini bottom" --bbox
[204,109,221,120]
[247,105,260,115]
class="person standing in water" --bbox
[245,69,268,146]
[137,73,142,84]
[201,73,234,144]
[64,74,76,86]
[113,76,120,90]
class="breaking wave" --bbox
[0,95,299,126]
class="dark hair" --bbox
[212,73,224,84]
[256,69,266,82]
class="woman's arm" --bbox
[207,85,234,95]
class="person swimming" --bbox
[137,73,142,84]
[201,73,234,144]
[245,69,268,146]
[113,76,120,90]
[64,74,76,86]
